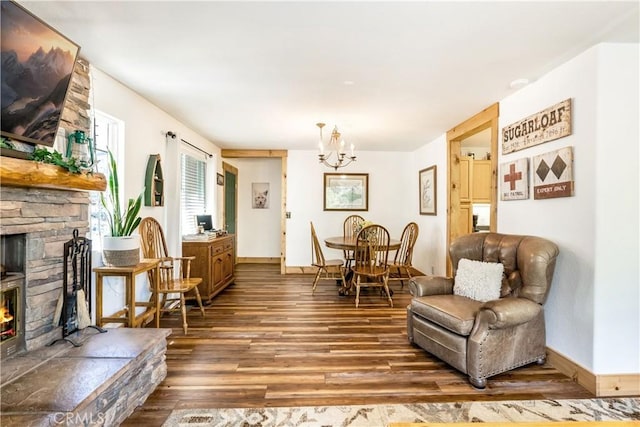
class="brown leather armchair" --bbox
[406,233,559,388]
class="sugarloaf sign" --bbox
[502,99,572,154]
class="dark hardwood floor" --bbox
[123,263,592,426]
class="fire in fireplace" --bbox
[0,289,18,334]
[0,233,26,357]
[1,289,17,340]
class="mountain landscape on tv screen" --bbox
[1,46,75,146]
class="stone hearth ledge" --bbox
[0,327,171,426]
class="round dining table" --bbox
[324,236,401,296]
[324,236,402,251]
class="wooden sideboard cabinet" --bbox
[182,234,235,301]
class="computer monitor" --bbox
[195,214,213,231]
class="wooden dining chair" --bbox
[388,222,419,288]
[352,224,393,308]
[310,222,347,294]
[139,217,205,334]
[343,214,364,269]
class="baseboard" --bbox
[236,257,280,264]
[546,347,640,397]
[596,374,640,397]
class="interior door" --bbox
[223,162,238,235]
[446,103,499,275]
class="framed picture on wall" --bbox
[533,146,574,199]
[500,158,529,200]
[419,165,437,215]
[251,182,270,209]
[1,1,80,149]
[323,173,368,211]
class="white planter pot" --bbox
[102,236,140,267]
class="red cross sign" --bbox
[504,163,522,191]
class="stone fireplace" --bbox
[0,56,96,352]
[0,185,91,352]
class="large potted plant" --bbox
[100,150,143,266]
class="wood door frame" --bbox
[446,103,499,275]
[222,162,238,234]
[221,149,288,274]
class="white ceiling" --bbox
[19,1,639,152]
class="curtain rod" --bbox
[181,138,213,158]
[166,131,213,158]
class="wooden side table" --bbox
[94,258,160,328]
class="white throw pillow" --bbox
[453,258,504,302]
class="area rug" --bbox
[162,397,639,427]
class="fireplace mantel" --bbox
[0,156,106,192]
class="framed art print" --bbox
[252,182,270,208]
[419,165,437,215]
[1,1,80,148]
[323,173,368,211]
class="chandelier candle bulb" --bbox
[315,121,357,170]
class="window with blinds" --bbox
[89,111,122,250]
[181,153,207,235]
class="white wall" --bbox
[285,150,416,267]
[592,44,639,374]
[410,134,449,276]
[498,43,639,375]
[226,157,282,258]
[91,67,222,318]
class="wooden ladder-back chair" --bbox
[388,222,419,288]
[139,217,205,334]
[343,214,364,269]
[352,224,393,308]
[310,222,346,294]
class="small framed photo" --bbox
[252,182,270,209]
[419,165,437,215]
[323,173,368,211]
[217,173,224,186]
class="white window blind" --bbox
[181,153,207,234]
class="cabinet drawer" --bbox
[223,241,233,251]
[211,244,224,255]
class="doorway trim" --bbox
[222,161,238,230]
[221,149,288,274]
[446,103,499,275]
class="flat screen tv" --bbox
[1,0,80,147]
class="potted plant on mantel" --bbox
[100,151,143,266]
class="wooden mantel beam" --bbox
[221,149,287,158]
[0,156,107,192]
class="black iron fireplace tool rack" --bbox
[49,229,106,347]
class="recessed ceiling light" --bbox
[510,78,529,89]
[343,80,355,86]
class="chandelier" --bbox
[316,122,356,170]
